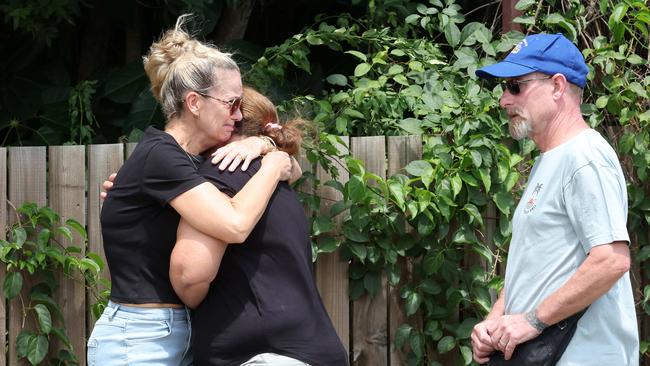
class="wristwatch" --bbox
[258,135,278,153]
[525,309,549,333]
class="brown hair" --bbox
[143,14,239,120]
[238,86,304,156]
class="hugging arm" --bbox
[170,151,292,243]
[170,218,227,308]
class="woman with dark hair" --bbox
[170,86,349,366]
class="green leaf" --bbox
[494,192,515,215]
[513,15,536,25]
[405,160,433,177]
[4,271,23,299]
[81,257,102,274]
[444,23,461,47]
[345,50,367,62]
[394,324,412,348]
[596,96,609,109]
[399,118,423,135]
[422,251,444,275]
[457,317,479,338]
[405,14,421,24]
[56,226,73,241]
[12,227,27,247]
[17,332,33,358]
[30,292,64,321]
[312,216,335,235]
[318,237,339,253]
[326,74,347,86]
[479,168,491,192]
[37,228,50,249]
[515,0,536,11]
[354,63,371,77]
[405,291,422,316]
[347,176,366,201]
[305,33,323,45]
[463,203,484,227]
[460,345,473,365]
[363,272,381,296]
[437,335,456,353]
[347,242,368,261]
[343,222,369,243]
[34,304,52,334]
[450,174,462,198]
[420,279,442,295]
[27,334,49,365]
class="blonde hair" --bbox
[239,86,304,156]
[143,14,239,120]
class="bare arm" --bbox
[169,151,292,243]
[490,242,630,360]
[536,241,630,324]
[170,219,227,308]
[288,156,302,185]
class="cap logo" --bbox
[511,39,528,54]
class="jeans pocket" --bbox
[125,320,171,343]
[86,338,98,366]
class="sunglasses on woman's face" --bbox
[501,76,552,95]
[196,92,243,115]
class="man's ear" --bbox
[551,73,568,99]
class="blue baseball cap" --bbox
[475,33,588,88]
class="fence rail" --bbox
[0,139,647,365]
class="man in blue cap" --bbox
[470,33,639,365]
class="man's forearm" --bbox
[535,242,630,325]
[486,289,506,320]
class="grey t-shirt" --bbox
[505,128,638,365]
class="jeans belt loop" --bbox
[107,302,120,320]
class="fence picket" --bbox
[315,136,351,357]
[386,136,421,365]
[0,147,6,366]
[350,136,388,366]
[7,147,46,366]
[48,146,87,365]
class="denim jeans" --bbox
[87,301,192,366]
[241,353,310,365]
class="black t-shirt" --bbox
[100,127,206,304]
[192,159,349,366]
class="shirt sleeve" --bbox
[198,159,261,198]
[564,161,630,253]
[141,140,207,205]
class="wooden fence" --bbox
[0,136,428,366]
[1,138,648,366]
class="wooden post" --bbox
[502,0,523,33]
[351,136,388,366]
[49,146,87,365]
[0,147,6,366]
[315,136,351,357]
[8,147,47,366]
[387,136,422,365]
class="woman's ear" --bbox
[184,91,201,117]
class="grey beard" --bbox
[509,119,532,140]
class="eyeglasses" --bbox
[501,76,552,95]
[196,92,243,115]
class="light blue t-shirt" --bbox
[505,128,639,365]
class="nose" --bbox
[232,107,243,121]
[499,90,513,109]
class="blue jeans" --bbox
[87,301,192,366]
[241,353,310,365]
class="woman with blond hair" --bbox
[87,17,292,366]
[170,86,349,366]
